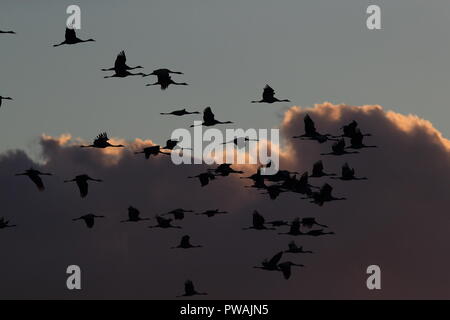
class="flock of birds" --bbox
[1,25,377,297]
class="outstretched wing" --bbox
[269,251,283,266]
[278,262,292,279]
[262,85,275,100]
[29,174,45,191]
[77,179,89,198]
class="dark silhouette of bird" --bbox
[0,217,16,229]
[309,160,335,178]
[53,27,95,47]
[306,183,346,206]
[162,139,185,151]
[160,108,200,116]
[251,85,290,104]
[210,163,244,176]
[15,168,52,191]
[144,69,187,90]
[0,30,15,34]
[172,235,202,249]
[293,114,337,143]
[196,209,228,218]
[177,280,207,297]
[280,172,316,195]
[0,96,13,108]
[162,208,194,220]
[261,184,286,200]
[101,50,142,72]
[80,132,124,149]
[278,218,303,236]
[339,120,372,138]
[347,129,377,150]
[134,145,170,159]
[121,206,149,222]
[321,138,359,156]
[299,217,328,229]
[190,107,233,127]
[149,215,181,229]
[188,172,216,187]
[73,214,105,229]
[254,252,283,271]
[64,174,102,198]
[277,261,304,280]
[285,241,313,254]
[331,163,368,181]
[222,137,259,148]
[244,175,267,190]
[243,210,275,230]
[266,220,289,227]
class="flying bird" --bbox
[293,114,337,143]
[80,132,124,149]
[188,172,216,187]
[177,280,207,297]
[53,27,95,47]
[243,210,275,230]
[73,214,105,229]
[321,138,359,156]
[339,120,372,138]
[222,137,259,148]
[162,208,194,220]
[0,30,15,34]
[145,69,187,90]
[160,108,200,116]
[15,168,52,191]
[0,96,13,108]
[196,209,228,218]
[285,241,313,254]
[101,50,143,72]
[190,107,233,127]
[172,235,202,249]
[254,252,284,271]
[347,129,377,149]
[121,206,149,222]
[277,261,304,280]
[331,163,368,181]
[309,160,335,178]
[64,174,102,198]
[251,85,290,104]
[149,215,181,229]
[0,218,16,229]
[135,145,170,159]
[299,217,328,229]
[306,183,346,206]
[210,163,244,176]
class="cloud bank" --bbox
[1,103,449,299]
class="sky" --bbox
[1,1,450,299]
[1,0,450,156]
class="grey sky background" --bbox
[1,0,450,157]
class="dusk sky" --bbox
[1,1,449,299]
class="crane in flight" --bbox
[121,206,150,223]
[53,27,95,47]
[0,217,16,229]
[73,214,105,229]
[172,235,203,249]
[80,132,124,149]
[64,174,102,198]
[251,85,291,104]
[160,108,200,116]
[15,168,52,191]
[190,107,233,127]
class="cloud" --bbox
[1,103,449,299]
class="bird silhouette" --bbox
[243,210,275,230]
[177,280,207,297]
[299,217,328,229]
[188,172,216,187]
[222,137,259,148]
[135,145,170,159]
[162,208,194,220]
[285,241,313,254]
[251,85,290,104]
[80,132,124,148]
[172,235,202,249]
[196,209,228,218]
[321,138,359,156]
[0,30,15,34]
[73,214,105,229]
[309,160,335,178]
[331,163,368,181]
[15,168,52,191]
[102,50,143,72]
[53,27,95,47]
[261,184,286,200]
[277,261,304,280]
[254,252,284,271]
[306,183,346,206]
[0,96,13,108]
[347,129,377,149]
[278,218,303,236]
[190,107,233,127]
[149,215,181,229]
[339,120,372,138]
[162,139,185,151]
[210,163,244,176]
[144,69,187,90]
[293,114,337,143]
[64,174,102,198]
[121,206,150,222]
[160,108,200,116]
[0,217,16,229]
